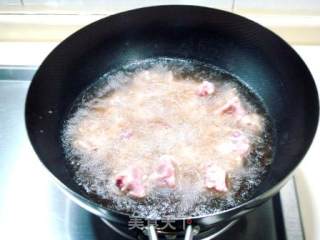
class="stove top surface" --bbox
[0,67,304,240]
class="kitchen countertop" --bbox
[0,43,319,240]
[291,46,320,240]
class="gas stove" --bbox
[0,66,304,240]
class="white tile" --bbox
[235,0,320,14]
[80,0,233,10]
[23,0,60,6]
[23,0,233,12]
[0,0,20,5]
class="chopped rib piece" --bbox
[152,155,176,188]
[205,164,228,192]
[115,167,146,198]
[196,81,215,97]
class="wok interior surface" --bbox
[25,6,319,224]
[62,57,274,218]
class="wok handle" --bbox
[147,225,159,240]
[184,225,194,240]
[147,219,239,240]
[146,224,194,240]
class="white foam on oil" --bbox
[62,58,273,218]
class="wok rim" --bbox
[25,4,319,222]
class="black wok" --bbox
[25,5,319,237]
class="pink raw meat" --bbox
[216,96,246,119]
[196,81,215,97]
[205,164,228,192]
[115,167,146,198]
[216,130,251,169]
[152,155,176,188]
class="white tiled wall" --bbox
[0,0,234,13]
[235,0,320,14]
[0,0,20,5]
[8,0,233,11]
[1,0,320,14]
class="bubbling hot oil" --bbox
[62,58,273,218]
